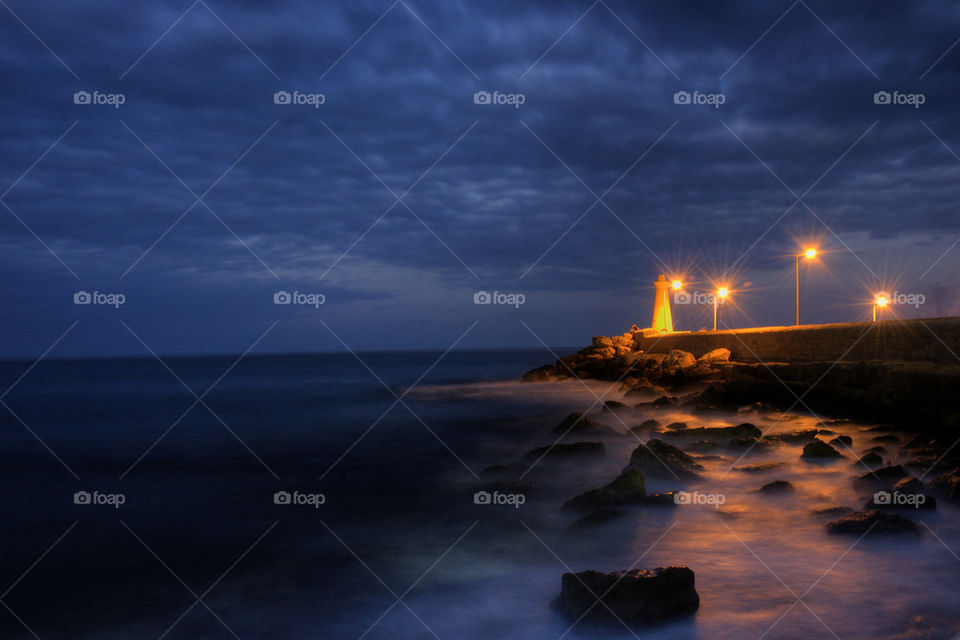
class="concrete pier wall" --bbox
[633,317,960,365]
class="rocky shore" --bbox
[503,328,960,631]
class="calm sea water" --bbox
[1,350,958,639]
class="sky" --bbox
[2,0,960,358]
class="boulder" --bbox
[522,364,561,382]
[603,400,627,411]
[830,435,853,447]
[624,439,704,478]
[825,510,919,534]
[727,437,772,452]
[630,419,660,434]
[760,480,795,494]
[735,462,787,473]
[662,349,696,370]
[559,567,699,625]
[697,347,731,364]
[765,429,820,444]
[855,452,884,469]
[522,442,606,462]
[564,469,646,510]
[592,336,614,348]
[928,468,960,503]
[665,421,688,430]
[660,423,761,441]
[634,395,678,408]
[853,465,908,494]
[552,412,622,436]
[801,439,843,459]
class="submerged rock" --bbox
[766,429,820,444]
[853,465,908,494]
[564,469,646,510]
[552,412,622,436]
[660,423,761,441]
[603,400,627,411]
[760,480,796,494]
[665,421,688,430]
[830,435,853,447]
[634,395,679,408]
[826,510,919,534]
[735,462,787,473]
[522,364,562,382]
[801,439,844,459]
[560,566,699,626]
[522,441,605,462]
[630,419,661,434]
[624,439,704,478]
[855,452,885,469]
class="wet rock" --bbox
[523,364,561,382]
[735,462,788,473]
[760,480,795,494]
[801,439,844,459]
[560,566,699,626]
[634,395,678,408]
[825,510,919,534]
[853,465,908,494]
[564,469,646,510]
[928,468,960,503]
[603,400,627,411]
[661,423,761,441]
[855,452,884,469]
[864,477,936,511]
[697,348,730,364]
[813,506,853,516]
[727,437,772,452]
[765,429,820,444]
[864,445,886,455]
[641,491,680,506]
[683,440,721,452]
[552,412,622,436]
[624,439,704,478]
[630,419,660,434]
[830,435,853,447]
[522,442,605,462]
[567,509,626,531]
[665,421,688,430]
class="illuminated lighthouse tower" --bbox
[651,274,674,334]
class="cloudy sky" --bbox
[2,0,960,358]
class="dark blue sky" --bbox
[3,0,960,357]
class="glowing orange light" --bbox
[718,287,729,298]
[671,279,683,291]
[804,248,817,259]
[876,295,888,307]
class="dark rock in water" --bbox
[871,434,899,443]
[683,440,721,452]
[801,439,844,459]
[523,364,562,382]
[568,509,626,531]
[624,439,704,478]
[760,480,795,494]
[682,383,739,413]
[864,477,936,511]
[765,429,820,444]
[826,510,919,534]
[523,441,605,462]
[635,395,678,408]
[853,465,908,494]
[735,462,787,473]
[630,419,661,433]
[830,435,853,447]
[641,491,680,506]
[928,468,960,504]
[855,452,884,469]
[661,423,761,441]
[564,469,646,510]
[665,421,688,430]
[864,445,886,455]
[603,400,627,411]
[560,566,699,626]
[727,436,772,452]
[813,506,853,516]
[552,412,622,436]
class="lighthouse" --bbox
[652,274,674,334]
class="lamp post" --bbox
[713,287,729,331]
[873,294,888,322]
[795,248,817,325]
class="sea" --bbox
[1,350,958,639]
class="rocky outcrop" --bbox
[825,510,919,534]
[801,439,843,459]
[563,468,646,510]
[659,423,761,441]
[760,480,795,494]
[552,412,622,436]
[697,348,731,364]
[624,439,704,478]
[560,567,699,626]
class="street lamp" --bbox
[713,287,729,331]
[671,279,683,292]
[873,294,888,322]
[795,248,817,326]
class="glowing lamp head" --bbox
[804,248,817,259]
[876,295,888,307]
[717,287,729,299]
[671,279,683,291]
